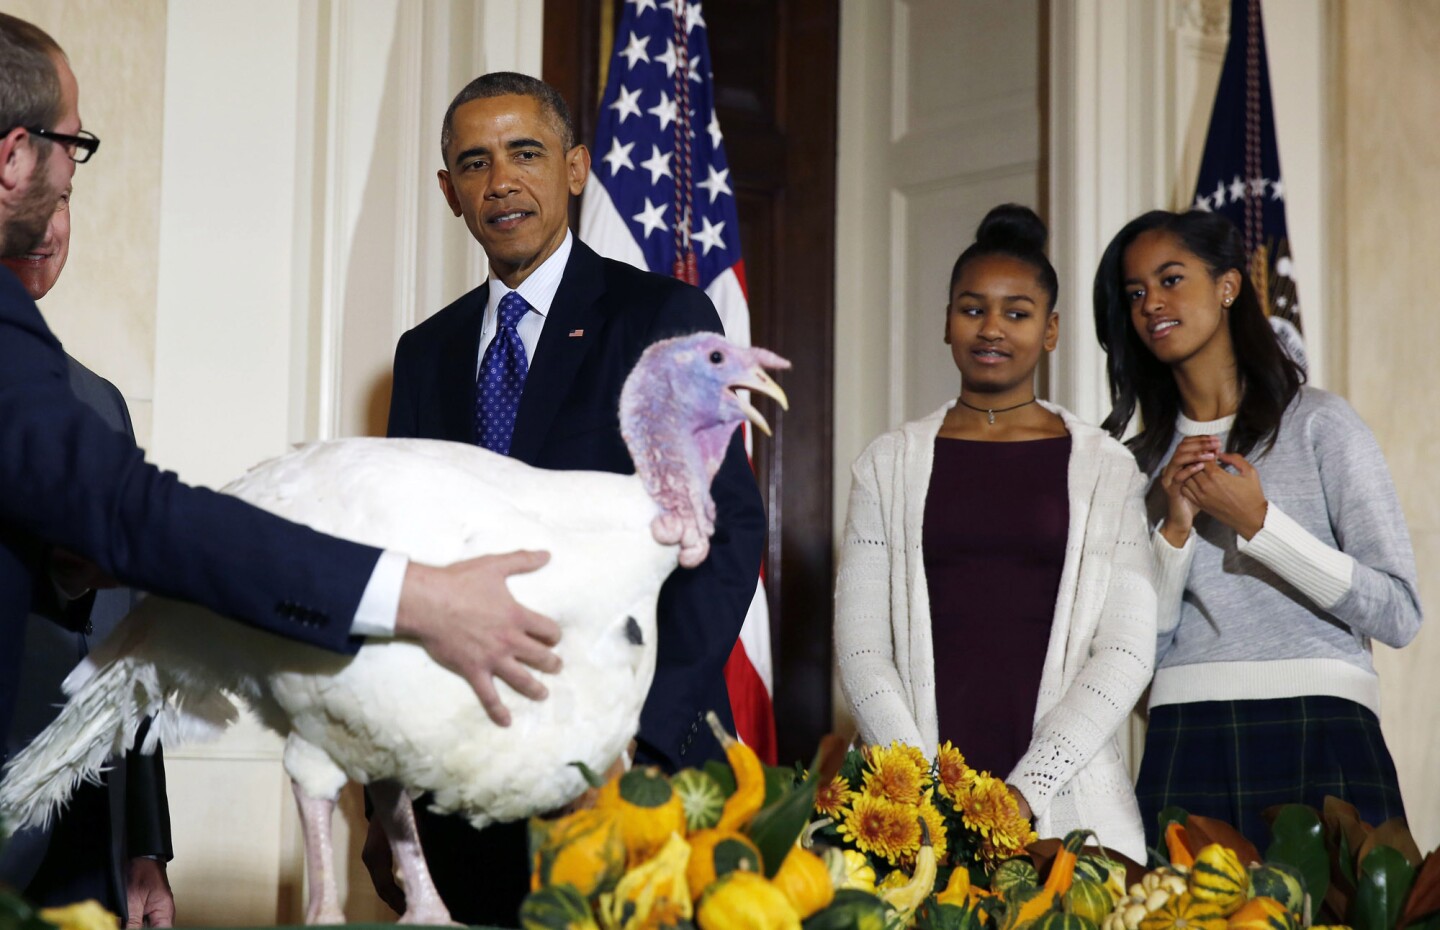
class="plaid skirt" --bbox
[1136,695,1407,851]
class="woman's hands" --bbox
[1159,436,1269,542]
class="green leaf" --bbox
[1152,807,1188,867]
[704,759,737,797]
[763,762,797,807]
[1266,804,1331,910]
[1350,845,1418,930]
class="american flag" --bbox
[1191,0,1306,370]
[580,0,777,763]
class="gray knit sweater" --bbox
[1148,387,1422,713]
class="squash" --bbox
[879,818,939,923]
[519,883,601,930]
[696,870,801,930]
[1245,866,1302,915]
[687,829,764,900]
[1187,845,1248,917]
[707,712,767,832]
[1003,829,1092,930]
[802,889,896,930]
[823,847,876,894]
[1075,857,1127,905]
[1165,823,1196,870]
[1225,897,1297,930]
[937,867,974,907]
[1065,880,1116,924]
[675,768,728,833]
[993,859,1041,897]
[771,847,835,919]
[1139,893,1228,930]
[528,807,628,898]
[596,765,688,866]
[1033,913,1101,930]
[598,832,695,930]
[35,901,120,930]
[919,901,989,930]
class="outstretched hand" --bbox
[1180,451,1268,540]
[395,550,563,726]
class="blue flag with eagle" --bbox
[580,0,777,763]
[1192,0,1306,369]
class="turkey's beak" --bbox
[729,367,789,437]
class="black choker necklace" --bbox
[958,396,1037,425]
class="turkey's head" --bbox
[619,333,789,568]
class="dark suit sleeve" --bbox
[0,275,378,653]
[633,287,767,771]
[386,329,421,439]
[124,727,173,861]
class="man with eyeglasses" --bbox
[0,14,567,793]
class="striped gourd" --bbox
[1139,893,1229,930]
[1034,912,1102,930]
[1065,880,1116,924]
[1226,897,1298,930]
[1246,865,1303,915]
[1188,845,1248,916]
[1076,857,1127,903]
[994,858,1042,896]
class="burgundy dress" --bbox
[923,435,1070,778]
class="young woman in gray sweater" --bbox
[1093,209,1423,847]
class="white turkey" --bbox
[0,332,788,925]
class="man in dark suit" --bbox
[0,183,175,926]
[361,73,765,925]
[0,17,563,765]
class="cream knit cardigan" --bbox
[834,401,1156,862]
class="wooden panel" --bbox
[546,0,839,765]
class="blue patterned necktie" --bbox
[475,290,531,454]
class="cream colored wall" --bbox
[1330,0,1440,852]
[0,0,165,447]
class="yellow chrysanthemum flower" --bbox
[958,775,1037,864]
[935,741,978,802]
[900,794,949,868]
[862,743,927,806]
[815,774,854,819]
[837,792,922,865]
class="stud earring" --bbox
[1223,297,1233,307]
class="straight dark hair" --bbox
[1093,209,1304,474]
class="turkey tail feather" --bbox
[0,632,236,834]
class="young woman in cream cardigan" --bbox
[834,205,1157,862]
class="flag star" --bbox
[1194,194,1212,211]
[1270,178,1285,201]
[609,85,643,123]
[648,90,678,131]
[656,38,681,77]
[602,137,636,175]
[619,31,650,70]
[632,197,669,238]
[1249,176,1269,196]
[698,164,732,203]
[686,2,706,33]
[692,215,727,255]
[1276,294,1290,309]
[639,144,674,184]
[1229,175,1247,202]
[688,55,703,84]
[630,0,658,13]
[707,110,723,148]
[1212,180,1227,207]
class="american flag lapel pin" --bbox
[568,328,585,338]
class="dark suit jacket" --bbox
[0,268,383,752]
[0,360,172,920]
[385,239,765,924]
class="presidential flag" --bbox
[1191,0,1306,368]
[580,0,777,763]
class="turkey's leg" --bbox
[369,779,459,926]
[291,781,346,925]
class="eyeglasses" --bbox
[27,127,101,164]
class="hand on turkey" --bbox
[396,550,562,726]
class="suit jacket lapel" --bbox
[509,241,608,465]
[438,283,487,443]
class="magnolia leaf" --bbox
[747,733,847,878]
[1350,845,1417,930]
[1153,807,1188,867]
[1358,818,1424,870]
[1397,851,1440,930]
[1267,804,1331,909]
[704,759,737,797]
[1324,796,1373,865]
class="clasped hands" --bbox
[1157,434,1268,547]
